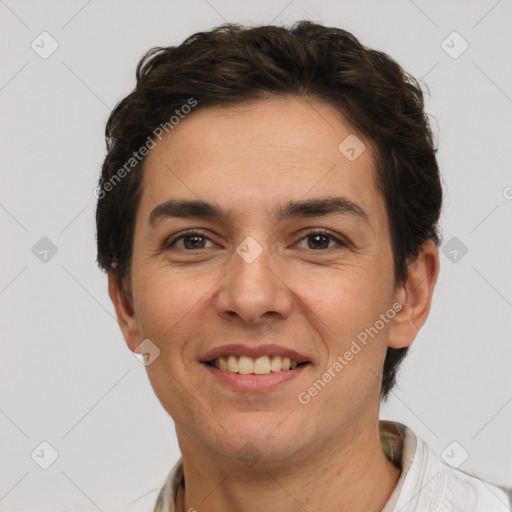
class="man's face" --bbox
[122,96,400,461]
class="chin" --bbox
[208,413,310,464]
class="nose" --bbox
[214,239,293,325]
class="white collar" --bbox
[144,420,511,512]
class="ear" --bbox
[108,267,140,352]
[387,239,440,349]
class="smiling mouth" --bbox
[204,355,310,375]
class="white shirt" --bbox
[125,420,512,512]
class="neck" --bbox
[175,419,401,512]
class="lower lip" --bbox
[201,363,310,392]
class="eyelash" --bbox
[163,228,348,251]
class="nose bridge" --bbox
[215,235,292,324]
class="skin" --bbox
[108,95,439,512]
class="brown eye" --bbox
[307,234,330,249]
[296,230,347,250]
[181,235,207,250]
[164,231,213,250]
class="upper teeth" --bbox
[212,355,299,374]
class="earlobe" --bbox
[107,267,140,352]
[387,239,440,349]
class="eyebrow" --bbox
[148,196,370,228]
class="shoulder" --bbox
[438,463,512,512]
[380,420,511,512]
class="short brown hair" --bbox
[95,20,443,402]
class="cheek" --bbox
[135,271,212,418]
[293,262,392,363]
[290,264,376,328]
[134,266,208,333]
[145,360,210,431]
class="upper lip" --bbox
[200,344,311,364]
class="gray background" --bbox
[1,0,511,510]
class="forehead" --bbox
[137,95,386,231]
